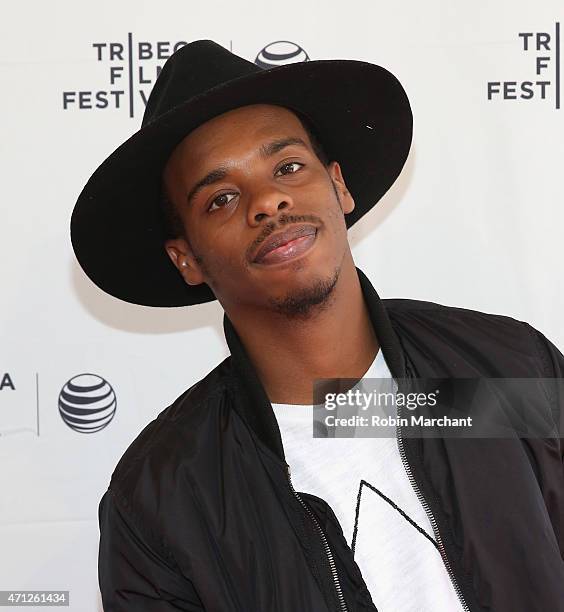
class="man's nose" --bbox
[246,186,294,226]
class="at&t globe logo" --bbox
[255,41,310,68]
[59,374,117,433]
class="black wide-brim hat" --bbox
[70,40,412,307]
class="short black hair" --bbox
[160,109,330,240]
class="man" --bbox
[71,41,564,611]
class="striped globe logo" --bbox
[58,373,116,433]
[254,41,310,69]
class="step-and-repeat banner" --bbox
[1,1,562,610]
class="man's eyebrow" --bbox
[186,167,229,206]
[186,137,309,206]
[258,136,308,159]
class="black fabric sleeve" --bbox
[98,488,205,611]
[525,323,564,463]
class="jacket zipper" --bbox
[396,407,471,612]
[286,464,349,612]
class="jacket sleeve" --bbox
[525,323,564,464]
[98,488,205,611]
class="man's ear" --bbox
[164,238,206,286]
[328,161,355,215]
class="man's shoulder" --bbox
[383,296,546,369]
[107,356,234,497]
[383,295,530,331]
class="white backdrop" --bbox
[1,1,562,610]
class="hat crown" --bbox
[142,40,262,128]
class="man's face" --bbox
[162,103,355,316]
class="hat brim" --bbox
[70,59,413,307]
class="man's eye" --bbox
[276,162,304,176]
[208,192,237,212]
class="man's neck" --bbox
[226,259,379,405]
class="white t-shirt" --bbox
[271,348,466,612]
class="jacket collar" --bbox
[222,266,407,462]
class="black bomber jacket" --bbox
[98,267,564,611]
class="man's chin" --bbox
[266,266,340,320]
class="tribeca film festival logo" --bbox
[62,35,189,117]
[0,373,15,392]
[58,373,117,434]
[0,372,39,438]
[487,22,561,109]
[62,37,309,118]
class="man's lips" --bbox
[252,224,318,264]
